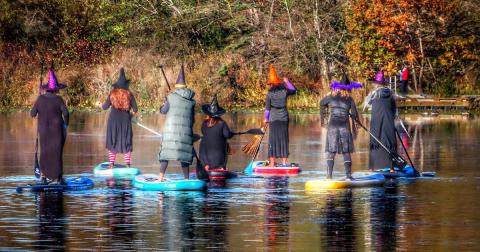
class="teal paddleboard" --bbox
[132,174,207,191]
[93,162,141,178]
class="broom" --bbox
[242,124,268,157]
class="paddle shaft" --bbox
[34,61,44,178]
[252,124,268,160]
[133,120,162,136]
[395,129,418,174]
[158,65,172,92]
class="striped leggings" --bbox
[108,150,132,165]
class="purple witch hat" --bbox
[175,64,186,87]
[330,72,363,90]
[43,63,67,91]
[371,70,386,85]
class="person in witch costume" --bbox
[365,70,397,171]
[101,68,138,167]
[30,64,69,184]
[320,72,361,180]
[264,64,297,167]
[158,65,196,181]
[199,95,233,170]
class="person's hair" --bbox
[204,115,222,128]
[110,88,131,111]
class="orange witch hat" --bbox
[267,64,283,85]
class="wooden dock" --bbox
[397,97,471,110]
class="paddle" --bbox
[34,61,44,178]
[244,124,268,174]
[350,115,410,171]
[395,130,420,176]
[132,119,162,137]
[233,128,264,135]
[157,64,172,91]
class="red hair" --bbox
[110,88,131,111]
[204,116,222,128]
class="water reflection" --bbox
[105,191,135,250]
[264,177,290,248]
[321,190,355,251]
[35,191,65,251]
[370,187,398,251]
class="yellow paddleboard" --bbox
[305,173,385,190]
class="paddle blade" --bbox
[244,160,254,174]
[34,153,40,178]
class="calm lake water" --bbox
[0,112,479,251]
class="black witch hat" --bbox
[202,95,226,118]
[175,64,186,88]
[112,68,130,89]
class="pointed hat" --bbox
[175,64,186,87]
[330,71,363,90]
[43,62,67,91]
[112,67,130,89]
[202,95,226,118]
[371,70,386,85]
[267,64,283,85]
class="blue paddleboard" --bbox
[376,166,436,178]
[132,174,207,191]
[16,177,94,193]
[93,162,141,178]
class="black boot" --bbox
[327,160,334,179]
[345,161,353,180]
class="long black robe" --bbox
[199,120,233,168]
[31,93,69,180]
[102,91,138,153]
[368,87,397,169]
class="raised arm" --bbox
[102,95,111,110]
[284,78,296,95]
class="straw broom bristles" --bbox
[242,124,267,157]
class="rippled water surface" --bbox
[0,112,479,251]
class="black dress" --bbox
[266,85,296,158]
[199,121,233,168]
[368,87,397,169]
[102,92,138,153]
[30,93,69,180]
[320,94,358,153]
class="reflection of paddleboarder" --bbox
[370,187,398,250]
[264,177,290,248]
[36,191,65,250]
[322,190,355,251]
[320,72,362,180]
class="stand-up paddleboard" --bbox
[93,162,141,178]
[207,168,237,181]
[305,173,385,190]
[132,174,207,191]
[252,161,300,175]
[16,177,94,193]
[376,166,436,178]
